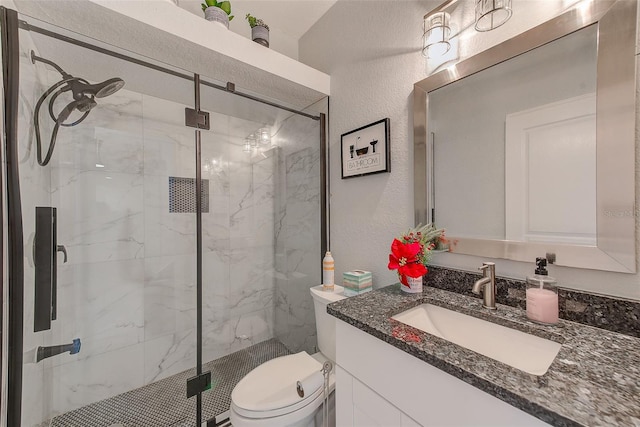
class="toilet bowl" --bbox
[230,285,346,427]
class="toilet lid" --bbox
[231,352,324,416]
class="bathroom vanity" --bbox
[328,284,640,426]
[334,317,548,426]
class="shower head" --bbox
[31,51,127,166]
[95,78,125,98]
[70,77,125,100]
[31,51,126,99]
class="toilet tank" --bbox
[310,285,346,362]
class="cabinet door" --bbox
[338,366,422,427]
[352,377,403,426]
[336,365,354,426]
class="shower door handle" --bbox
[57,245,67,263]
[34,207,63,331]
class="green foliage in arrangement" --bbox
[245,13,269,30]
[201,0,234,21]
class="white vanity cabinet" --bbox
[335,319,550,426]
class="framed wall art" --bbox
[341,118,390,179]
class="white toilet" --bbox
[230,284,346,427]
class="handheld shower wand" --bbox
[31,51,125,166]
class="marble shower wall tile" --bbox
[229,161,255,248]
[202,306,275,363]
[144,329,196,384]
[51,168,145,264]
[54,126,145,174]
[144,254,197,342]
[203,247,232,315]
[229,245,275,295]
[251,156,276,247]
[201,316,241,364]
[142,120,195,180]
[50,259,145,367]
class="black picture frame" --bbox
[340,118,391,179]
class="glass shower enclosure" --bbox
[1,7,327,426]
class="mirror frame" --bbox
[414,0,637,273]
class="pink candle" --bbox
[526,288,559,324]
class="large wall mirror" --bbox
[414,0,637,273]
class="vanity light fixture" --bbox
[422,11,451,58]
[474,0,513,32]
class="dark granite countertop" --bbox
[327,284,640,427]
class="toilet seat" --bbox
[231,352,331,419]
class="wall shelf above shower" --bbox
[11,0,330,109]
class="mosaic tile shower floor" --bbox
[48,339,291,427]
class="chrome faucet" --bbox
[472,262,497,310]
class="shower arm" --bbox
[31,50,69,77]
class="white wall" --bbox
[299,0,640,300]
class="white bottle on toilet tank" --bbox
[322,251,334,291]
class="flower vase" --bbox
[402,275,423,293]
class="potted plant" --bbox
[245,13,269,47]
[387,223,445,293]
[201,0,234,29]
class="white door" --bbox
[505,93,596,245]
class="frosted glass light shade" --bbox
[475,0,513,32]
[422,11,451,58]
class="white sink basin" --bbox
[391,303,561,376]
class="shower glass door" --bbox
[198,78,324,418]
[14,13,201,426]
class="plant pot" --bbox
[251,25,269,47]
[401,275,423,293]
[204,6,229,29]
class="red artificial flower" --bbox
[387,238,427,285]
